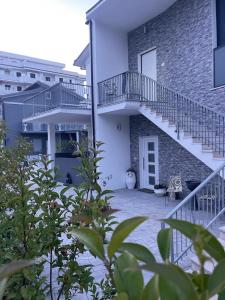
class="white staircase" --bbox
[139,104,225,171]
[98,71,225,170]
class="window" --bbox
[5,85,11,90]
[45,91,51,100]
[216,0,225,47]
[32,138,42,153]
[214,0,225,87]
[45,76,51,82]
[69,79,72,84]
[16,72,22,77]
[5,70,10,75]
[59,78,63,83]
[30,73,36,79]
[17,86,22,91]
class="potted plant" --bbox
[154,184,167,196]
[125,168,136,189]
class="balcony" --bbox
[23,82,92,124]
[97,72,143,115]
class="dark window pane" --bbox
[149,176,155,185]
[148,153,155,162]
[216,0,225,47]
[148,142,154,151]
[148,165,155,174]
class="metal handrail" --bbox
[165,162,225,219]
[23,82,91,119]
[98,71,225,157]
[161,161,225,263]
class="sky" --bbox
[0,0,97,73]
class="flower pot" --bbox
[125,171,136,189]
[154,188,166,197]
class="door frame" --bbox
[139,136,159,189]
[138,47,157,77]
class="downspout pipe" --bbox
[88,19,96,149]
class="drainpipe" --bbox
[89,19,96,149]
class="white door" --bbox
[139,136,159,189]
[140,48,157,80]
[139,48,157,101]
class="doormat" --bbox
[138,188,154,193]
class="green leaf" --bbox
[163,219,225,262]
[219,288,225,300]
[113,293,129,300]
[119,243,155,264]
[142,262,199,300]
[157,228,172,261]
[159,276,180,300]
[142,275,159,300]
[208,259,225,296]
[114,252,144,300]
[108,217,148,259]
[72,227,105,260]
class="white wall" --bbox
[90,21,131,190]
[96,114,131,190]
[93,21,128,82]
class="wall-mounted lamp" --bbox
[143,25,148,34]
[116,123,122,131]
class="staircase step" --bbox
[183,132,192,137]
[202,145,213,151]
[213,152,225,159]
[218,237,225,248]
[219,226,225,241]
[192,137,202,143]
[191,256,216,274]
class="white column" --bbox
[86,123,93,146]
[47,123,56,169]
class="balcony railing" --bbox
[23,82,91,119]
[22,122,87,133]
[98,72,141,106]
[98,71,225,157]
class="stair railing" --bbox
[161,161,225,264]
[98,71,225,157]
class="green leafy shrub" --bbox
[73,217,225,300]
[0,127,114,299]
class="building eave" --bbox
[73,45,90,70]
[86,0,177,32]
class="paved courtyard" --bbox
[74,189,179,300]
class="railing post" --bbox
[222,167,225,209]
[170,231,175,263]
[176,94,180,139]
[60,83,63,107]
[126,72,129,98]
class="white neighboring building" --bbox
[0,51,85,95]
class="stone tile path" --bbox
[73,189,179,300]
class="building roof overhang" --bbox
[74,45,89,70]
[86,0,176,32]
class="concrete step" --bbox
[191,256,216,274]
[219,226,225,241]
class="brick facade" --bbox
[130,115,211,191]
[128,0,225,114]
